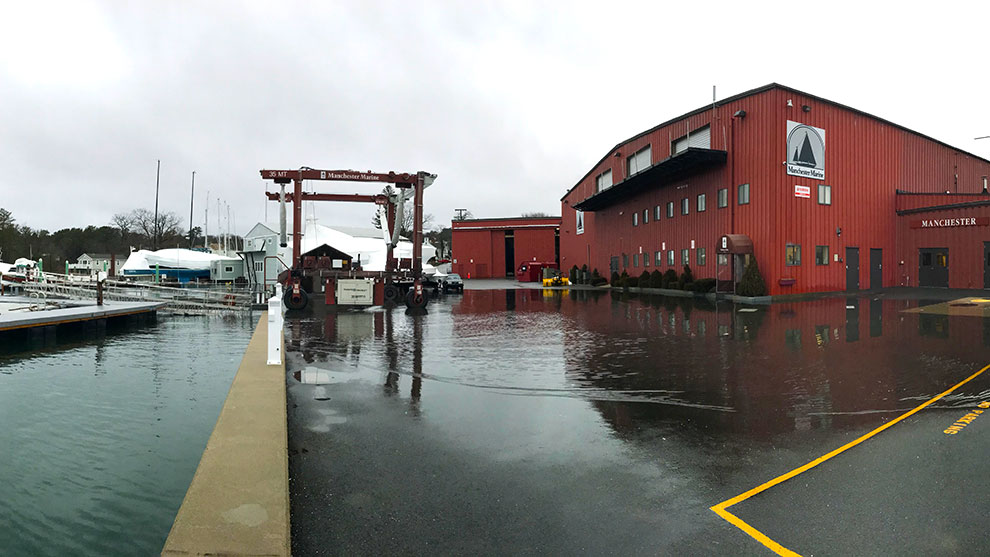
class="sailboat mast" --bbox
[188,171,196,248]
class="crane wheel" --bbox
[405,288,428,309]
[283,287,309,310]
[383,284,399,304]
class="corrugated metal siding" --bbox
[896,204,990,289]
[452,218,560,279]
[514,228,558,270]
[451,229,494,278]
[895,193,990,212]
[561,85,990,294]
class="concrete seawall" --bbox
[162,312,290,556]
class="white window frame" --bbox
[697,193,706,212]
[738,183,750,205]
[672,125,711,154]
[818,184,832,205]
[596,169,613,193]
[626,145,652,177]
[681,198,689,215]
[718,188,728,208]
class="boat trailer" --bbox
[260,167,436,311]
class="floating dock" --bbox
[0,297,165,333]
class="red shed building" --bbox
[451,217,560,279]
[560,83,990,295]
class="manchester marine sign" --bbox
[786,121,826,180]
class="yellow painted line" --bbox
[711,362,990,556]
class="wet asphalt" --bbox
[284,287,990,556]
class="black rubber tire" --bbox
[405,287,428,309]
[383,284,399,303]
[283,287,309,310]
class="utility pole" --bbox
[154,159,161,250]
[454,208,469,221]
[189,171,196,248]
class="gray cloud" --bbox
[2,1,989,237]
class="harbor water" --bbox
[0,314,256,556]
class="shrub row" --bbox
[569,264,608,286]
[607,266,716,293]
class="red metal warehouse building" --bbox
[451,217,561,279]
[559,83,990,296]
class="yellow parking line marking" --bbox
[711,362,990,556]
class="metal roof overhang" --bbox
[717,234,754,254]
[572,148,727,211]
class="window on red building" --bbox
[786,244,801,266]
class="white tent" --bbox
[284,222,438,274]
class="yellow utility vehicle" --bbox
[541,268,570,287]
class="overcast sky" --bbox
[2,1,988,237]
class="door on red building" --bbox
[984,242,990,289]
[845,247,860,291]
[919,248,949,287]
[870,248,882,289]
[504,231,515,277]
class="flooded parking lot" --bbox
[285,289,990,555]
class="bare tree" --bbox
[521,211,551,218]
[111,212,132,233]
[127,208,184,246]
[452,209,473,221]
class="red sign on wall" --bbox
[794,185,811,198]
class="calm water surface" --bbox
[0,314,256,556]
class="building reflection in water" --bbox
[288,288,989,443]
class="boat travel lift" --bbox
[260,168,436,311]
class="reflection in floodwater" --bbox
[286,290,990,443]
[285,291,990,555]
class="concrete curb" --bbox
[161,312,290,557]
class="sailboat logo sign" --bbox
[786,120,825,180]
